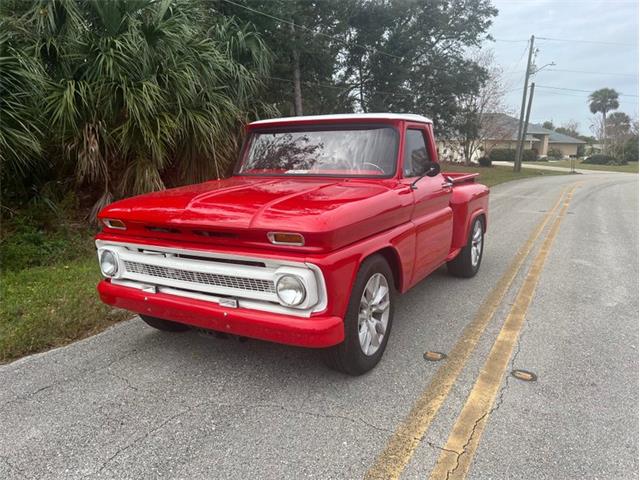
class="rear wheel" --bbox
[447,216,484,278]
[140,315,190,332]
[323,254,395,375]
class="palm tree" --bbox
[2,0,274,217]
[0,28,46,184]
[589,88,620,154]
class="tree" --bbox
[607,112,631,137]
[607,111,632,158]
[589,87,620,154]
[452,50,509,165]
[542,121,554,130]
[224,0,497,132]
[340,0,497,134]
[0,29,46,187]
[218,0,351,116]
[2,0,274,216]
[555,120,580,139]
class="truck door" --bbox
[401,123,453,285]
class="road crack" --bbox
[1,348,142,409]
[85,399,211,478]
[443,315,532,479]
[109,372,139,392]
[82,401,398,478]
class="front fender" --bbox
[305,222,415,319]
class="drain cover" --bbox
[423,351,447,362]
[511,369,537,382]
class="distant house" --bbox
[438,113,586,162]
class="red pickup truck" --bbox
[96,113,489,374]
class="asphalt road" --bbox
[1,173,638,480]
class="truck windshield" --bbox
[237,126,398,177]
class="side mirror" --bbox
[425,161,440,177]
[410,161,441,190]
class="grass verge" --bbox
[525,159,639,173]
[441,162,568,187]
[0,256,130,363]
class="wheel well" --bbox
[478,213,486,231]
[368,247,402,292]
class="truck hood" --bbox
[98,177,412,252]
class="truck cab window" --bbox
[403,129,431,177]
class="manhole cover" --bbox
[511,369,537,382]
[423,351,447,362]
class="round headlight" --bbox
[100,250,119,277]
[276,275,306,306]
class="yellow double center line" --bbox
[365,185,577,480]
[429,185,577,479]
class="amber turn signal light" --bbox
[267,232,305,246]
[102,218,126,230]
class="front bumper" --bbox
[98,280,344,348]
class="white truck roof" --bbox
[249,113,433,126]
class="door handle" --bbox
[441,181,453,189]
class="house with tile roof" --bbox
[438,113,586,163]
[481,113,586,158]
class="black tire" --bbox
[323,254,396,375]
[447,216,484,278]
[140,314,190,332]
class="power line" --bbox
[503,41,530,74]
[529,90,588,98]
[492,38,529,43]
[536,36,636,47]
[219,0,404,60]
[536,85,639,97]
[504,87,523,93]
[545,68,638,78]
[500,40,530,92]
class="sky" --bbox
[485,0,639,135]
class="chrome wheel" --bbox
[358,273,390,356]
[471,220,483,267]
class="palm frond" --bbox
[2,0,275,217]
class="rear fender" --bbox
[450,184,489,250]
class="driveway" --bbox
[1,173,638,479]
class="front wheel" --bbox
[447,217,484,278]
[323,254,396,375]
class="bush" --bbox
[488,148,537,162]
[624,137,638,162]
[488,149,515,162]
[0,223,95,271]
[0,198,96,271]
[583,154,612,164]
[547,148,563,160]
[478,156,492,167]
[583,154,627,166]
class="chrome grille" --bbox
[123,261,275,293]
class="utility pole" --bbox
[290,22,303,116]
[521,82,536,162]
[514,35,535,172]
